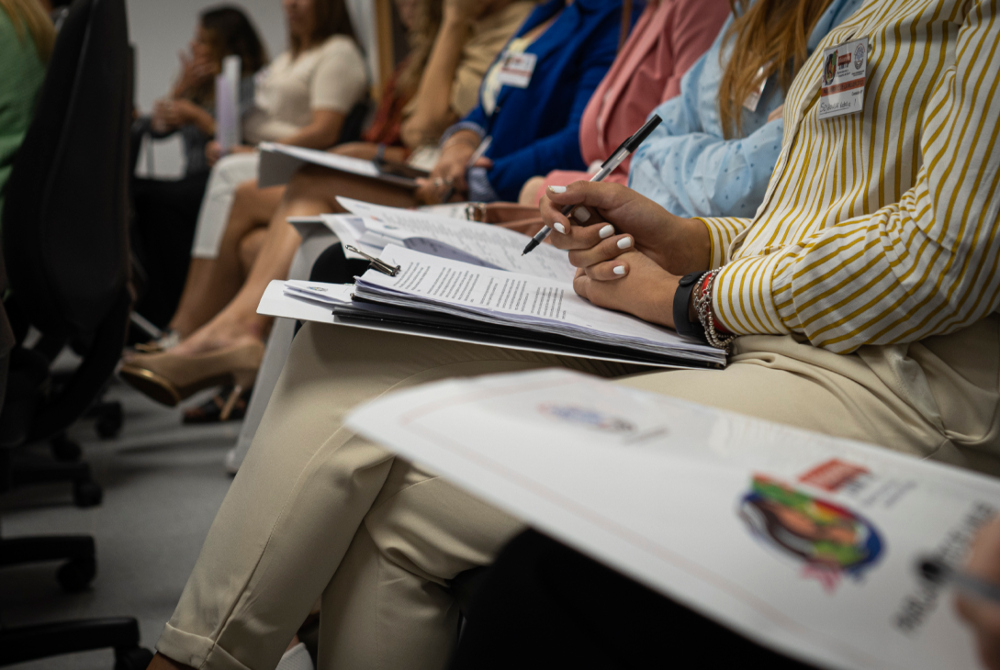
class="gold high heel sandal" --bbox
[119,340,265,419]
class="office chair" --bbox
[0,0,153,665]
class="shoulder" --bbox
[316,34,364,65]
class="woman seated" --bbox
[154,0,535,351]
[121,0,624,411]
[163,0,368,346]
[146,1,1000,669]
[131,5,266,329]
[0,0,52,234]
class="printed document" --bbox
[346,369,1000,670]
[353,245,723,365]
[333,197,575,281]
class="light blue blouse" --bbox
[628,0,863,218]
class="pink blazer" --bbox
[536,0,730,200]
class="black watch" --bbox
[673,271,707,342]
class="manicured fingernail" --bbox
[553,222,566,234]
[617,237,632,249]
[573,206,591,223]
[613,265,626,276]
[548,185,567,193]
[599,224,614,239]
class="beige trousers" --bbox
[159,315,1000,670]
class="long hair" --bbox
[291,0,355,57]
[0,0,56,62]
[187,5,268,107]
[718,0,834,138]
[395,0,443,98]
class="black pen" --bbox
[918,556,1000,604]
[521,114,662,256]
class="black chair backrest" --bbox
[2,0,131,347]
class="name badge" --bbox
[496,52,537,89]
[818,37,869,120]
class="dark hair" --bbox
[292,0,355,57]
[201,5,268,76]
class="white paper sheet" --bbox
[346,369,1000,670]
[257,143,383,188]
[354,246,723,364]
[257,281,690,368]
[283,280,354,305]
[214,55,241,152]
[336,197,575,281]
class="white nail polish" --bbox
[548,185,567,193]
[553,222,566,234]
[599,224,614,239]
[613,266,626,276]
[573,206,591,223]
[617,237,632,249]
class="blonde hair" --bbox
[0,0,56,62]
[396,0,443,98]
[718,0,833,138]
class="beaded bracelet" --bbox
[692,268,737,352]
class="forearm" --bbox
[277,113,346,150]
[187,106,216,136]
[401,14,469,148]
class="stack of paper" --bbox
[349,245,725,367]
[328,197,575,281]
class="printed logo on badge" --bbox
[817,36,869,120]
[496,51,537,89]
[823,53,837,86]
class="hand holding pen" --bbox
[522,114,662,256]
[920,515,1000,669]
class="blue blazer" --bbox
[461,0,625,201]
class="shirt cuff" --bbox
[467,166,499,202]
[711,253,794,336]
[695,217,751,269]
[439,121,485,147]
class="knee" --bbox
[518,176,547,206]
[286,164,332,197]
[234,178,261,201]
[238,228,266,272]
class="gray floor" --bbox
[1,381,241,669]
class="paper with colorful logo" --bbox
[345,369,1000,670]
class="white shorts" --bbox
[190,152,261,259]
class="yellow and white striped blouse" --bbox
[703,0,1000,354]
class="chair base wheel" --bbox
[51,435,82,462]
[95,402,124,439]
[114,646,155,670]
[73,480,103,507]
[57,556,97,593]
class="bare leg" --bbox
[170,167,418,357]
[238,227,268,277]
[168,181,286,337]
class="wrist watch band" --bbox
[674,271,708,342]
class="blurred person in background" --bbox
[121,0,538,417]
[0,0,54,234]
[160,0,368,349]
[131,5,267,331]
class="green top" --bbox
[0,9,47,232]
